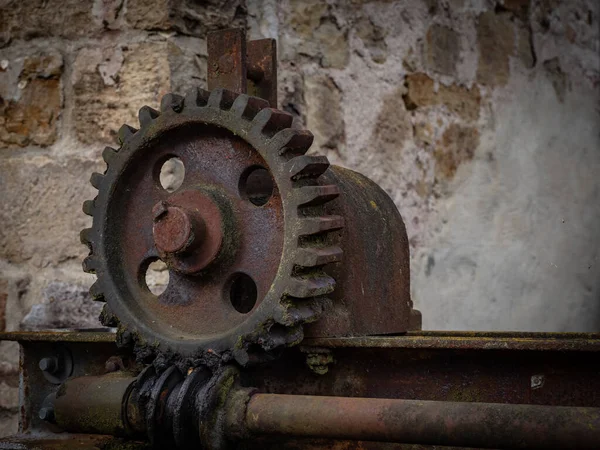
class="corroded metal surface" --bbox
[207,29,277,107]
[79,26,422,367]
[15,339,121,437]
[4,333,600,449]
[26,362,600,449]
[247,39,278,107]
[4,330,599,349]
[0,434,150,450]
[306,166,418,337]
[245,394,600,449]
[304,330,600,351]
[0,331,115,343]
[81,88,342,367]
[207,28,247,94]
[246,343,600,407]
[54,374,135,436]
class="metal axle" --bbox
[245,394,600,449]
[50,370,600,449]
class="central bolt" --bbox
[150,191,225,274]
[152,201,204,255]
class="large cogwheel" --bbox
[81,88,343,366]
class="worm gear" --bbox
[81,88,343,366]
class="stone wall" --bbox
[0,0,598,437]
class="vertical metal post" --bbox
[207,28,247,94]
[207,28,278,107]
[247,39,278,107]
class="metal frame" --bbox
[2,330,600,448]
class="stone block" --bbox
[476,10,515,86]
[73,42,170,144]
[404,73,481,121]
[356,15,388,64]
[434,124,480,180]
[282,0,349,69]
[0,382,17,411]
[0,155,102,267]
[0,362,16,377]
[167,36,208,94]
[126,0,246,36]
[93,0,126,30]
[0,0,98,42]
[0,412,17,438]
[372,86,413,154]
[425,24,460,77]
[0,51,63,148]
[304,75,345,152]
[502,0,530,19]
[21,281,102,330]
[0,343,18,371]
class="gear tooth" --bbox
[260,324,304,351]
[100,304,118,327]
[80,228,93,248]
[286,274,336,298]
[82,199,96,216]
[251,108,293,137]
[231,94,269,119]
[279,297,329,326]
[102,146,118,165]
[271,129,314,157]
[90,172,104,189]
[160,93,184,112]
[118,124,138,144]
[295,247,343,267]
[297,216,344,236]
[287,155,330,180]
[138,106,160,127]
[89,281,104,301]
[184,86,210,107]
[207,88,238,110]
[82,255,97,273]
[296,185,339,207]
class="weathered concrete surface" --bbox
[413,73,600,331]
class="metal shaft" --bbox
[245,394,600,449]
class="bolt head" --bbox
[39,357,58,374]
[39,407,55,422]
[153,204,198,254]
[105,360,118,373]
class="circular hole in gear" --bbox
[159,157,185,192]
[144,259,169,296]
[229,273,258,314]
[239,166,274,206]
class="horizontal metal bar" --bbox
[246,394,600,449]
[0,330,115,342]
[5,330,600,351]
[303,331,600,352]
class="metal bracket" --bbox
[207,28,277,107]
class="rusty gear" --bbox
[81,88,343,365]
